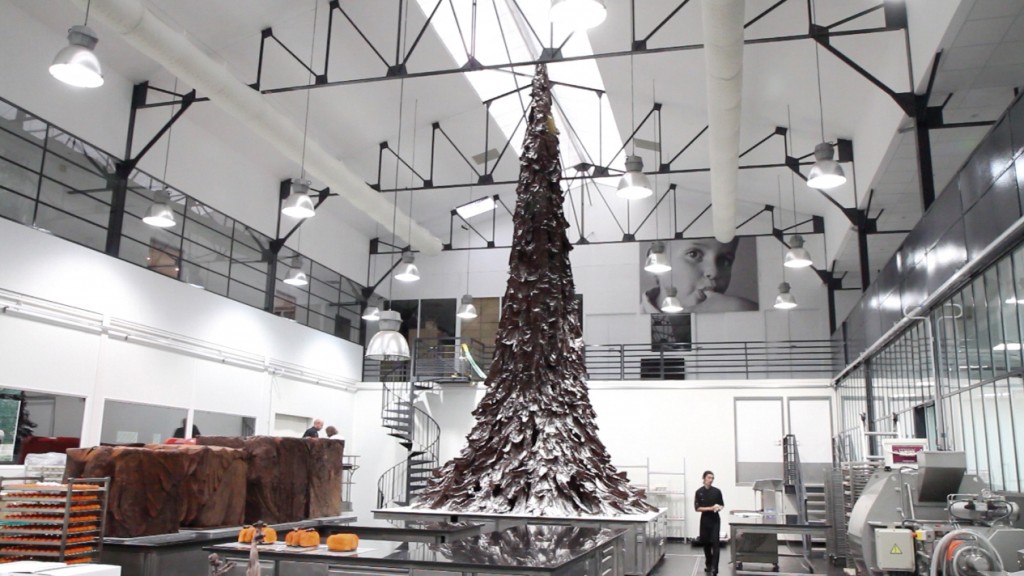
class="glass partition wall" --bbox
[0,97,364,344]
[835,241,1024,492]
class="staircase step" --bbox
[387,432,411,442]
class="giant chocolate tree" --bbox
[414,65,653,516]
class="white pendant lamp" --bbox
[660,287,684,313]
[774,282,797,310]
[617,155,653,200]
[361,303,381,321]
[365,310,411,361]
[550,0,607,31]
[143,189,177,228]
[50,24,104,88]
[394,252,420,282]
[457,294,478,320]
[807,142,846,190]
[282,178,316,219]
[283,256,309,286]
[644,241,671,273]
[784,234,813,268]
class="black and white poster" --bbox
[640,236,759,313]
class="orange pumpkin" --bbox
[327,533,359,552]
[238,526,255,543]
[299,530,320,547]
[238,525,277,544]
[285,529,301,546]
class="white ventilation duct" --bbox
[77,0,443,255]
[700,0,745,243]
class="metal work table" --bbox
[319,520,484,543]
[207,524,626,576]
[372,505,665,575]
[729,512,829,573]
[101,515,356,576]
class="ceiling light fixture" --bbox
[49,2,103,88]
[774,282,797,310]
[455,196,497,219]
[784,235,812,268]
[457,294,478,320]
[394,252,420,282]
[282,179,316,219]
[993,342,1022,352]
[618,54,652,200]
[366,68,412,361]
[283,256,309,286]
[143,189,177,228]
[365,310,411,360]
[361,302,381,321]
[283,0,319,219]
[807,35,846,190]
[660,287,683,313]
[645,241,671,274]
[550,0,607,31]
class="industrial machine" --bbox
[847,451,1024,576]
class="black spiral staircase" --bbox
[376,363,440,508]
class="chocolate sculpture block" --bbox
[197,436,344,523]
[65,445,244,537]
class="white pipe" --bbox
[700,0,745,243]
[79,0,443,255]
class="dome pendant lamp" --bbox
[365,310,411,361]
[282,178,316,218]
[660,287,684,313]
[457,294,478,320]
[143,189,177,228]
[283,256,309,286]
[644,241,671,274]
[784,234,812,268]
[50,0,104,89]
[394,252,420,282]
[774,282,797,310]
[807,143,846,190]
[807,37,846,190]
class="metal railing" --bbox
[364,338,838,381]
[376,373,440,508]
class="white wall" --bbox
[385,234,832,346]
[0,217,360,447]
[416,379,833,537]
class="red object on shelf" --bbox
[18,436,81,464]
[163,438,197,445]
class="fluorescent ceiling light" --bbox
[456,196,496,219]
[1005,297,1024,305]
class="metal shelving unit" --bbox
[0,477,109,564]
[618,458,687,539]
[341,454,359,513]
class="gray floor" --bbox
[651,541,846,576]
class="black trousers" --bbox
[700,512,721,573]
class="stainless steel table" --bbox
[207,524,626,576]
[729,512,829,573]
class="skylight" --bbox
[414,0,626,179]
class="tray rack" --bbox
[0,476,109,564]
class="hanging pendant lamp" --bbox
[807,143,846,190]
[143,189,177,228]
[644,241,671,273]
[362,302,381,321]
[660,287,683,313]
[283,256,309,286]
[282,178,316,219]
[394,252,420,282]
[457,294,478,320]
[50,25,104,88]
[365,310,411,360]
[784,235,813,268]
[774,282,797,310]
[550,0,607,31]
[617,155,653,200]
